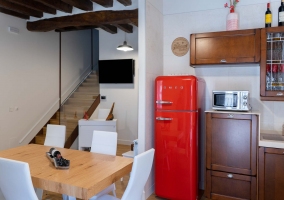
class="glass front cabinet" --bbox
[261,27,284,101]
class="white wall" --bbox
[99,28,139,145]
[61,30,92,103]
[0,13,59,147]
[162,0,284,189]
[0,12,94,149]
[138,0,164,198]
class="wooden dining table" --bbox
[0,144,133,200]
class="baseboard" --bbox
[145,183,155,200]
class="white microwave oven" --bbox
[212,91,251,111]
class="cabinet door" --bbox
[190,29,260,66]
[260,27,284,101]
[259,147,284,200]
[206,170,256,200]
[206,113,258,175]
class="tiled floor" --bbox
[43,144,206,200]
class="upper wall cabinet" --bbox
[260,27,284,101]
[190,29,261,66]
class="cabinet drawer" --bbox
[206,170,256,200]
[190,29,260,66]
[211,113,252,120]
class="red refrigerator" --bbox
[155,75,204,200]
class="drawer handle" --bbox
[277,92,283,96]
[228,114,234,118]
[227,174,233,178]
[220,59,227,63]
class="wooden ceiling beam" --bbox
[61,0,92,11]
[27,9,138,32]
[6,0,56,14]
[0,0,42,18]
[114,23,132,33]
[130,18,138,27]
[99,24,117,34]
[55,25,97,32]
[90,0,113,8]
[0,7,29,19]
[34,0,72,13]
[117,0,132,6]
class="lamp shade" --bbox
[117,41,133,51]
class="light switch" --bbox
[9,107,14,112]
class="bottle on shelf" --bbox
[272,64,279,90]
[279,64,284,90]
[279,0,284,26]
[266,3,272,27]
[266,64,272,90]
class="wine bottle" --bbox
[279,0,284,26]
[266,3,272,27]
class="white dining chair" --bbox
[0,158,38,200]
[36,124,66,199]
[44,124,66,147]
[94,148,155,200]
[66,130,118,200]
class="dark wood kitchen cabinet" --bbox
[190,29,260,66]
[205,112,259,200]
[260,27,284,101]
[259,147,284,200]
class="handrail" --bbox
[61,69,94,106]
[64,94,100,148]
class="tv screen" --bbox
[98,59,134,84]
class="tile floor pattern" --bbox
[42,144,207,200]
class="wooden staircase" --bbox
[34,112,60,145]
[32,72,99,146]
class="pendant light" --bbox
[117,32,133,51]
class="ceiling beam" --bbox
[99,24,117,34]
[117,0,132,6]
[34,0,72,13]
[114,24,132,33]
[0,0,42,18]
[61,0,92,11]
[55,25,97,32]
[90,0,113,8]
[27,9,138,32]
[6,0,56,14]
[130,18,138,27]
[0,7,29,19]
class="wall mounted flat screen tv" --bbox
[98,59,134,84]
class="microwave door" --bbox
[213,93,238,109]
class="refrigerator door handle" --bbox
[156,101,173,104]
[156,117,173,121]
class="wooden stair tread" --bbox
[33,71,99,146]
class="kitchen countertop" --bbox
[259,130,284,149]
